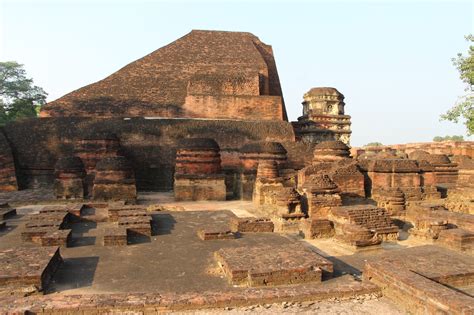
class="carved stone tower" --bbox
[292,87,352,145]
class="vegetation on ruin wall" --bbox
[433,135,465,142]
[0,61,47,126]
[441,35,473,136]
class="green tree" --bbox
[433,135,465,142]
[441,35,473,135]
[0,61,47,126]
[364,142,383,147]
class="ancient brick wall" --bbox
[0,130,18,191]
[353,141,474,158]
[40,30,287,121]
[3,117,295,191]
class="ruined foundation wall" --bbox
[3,117,295,191]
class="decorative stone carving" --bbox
[292,87,351,145]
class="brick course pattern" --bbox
[363,245,474,314]
[40,30,287,121]
[215,244,333,287]
[0,276,379,313]
[197,228,237,240]
[0,246,63,292]
[230,217,274,233]
[0,131,18,191]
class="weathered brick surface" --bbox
[230,217,274,233]
[0,131,18,191]
[197,228,237,240]
[301,219,335,239]
[437,228,474,253]
[3,118,294,191]
[0,246,62,291]
[40,229,72,246]
[40,30,287,121]
[103,227,127,246]
[330,205,398,247]
[108,205,147,222]
[0,276,379,313]
[363,245,474,314]
[174,176,227,201]
[215,244,333,286]
[92,156,137,202]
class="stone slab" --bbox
[40,229,72,247]
[364,245,474,314]
[0,246,62,291]
[215,243,333,286]
[230,217,274,233]
[103,227,127,246]
[197,228,237,240]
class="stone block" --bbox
[197,228,237,240]
[0,246,63,291]
[215,244,333,286]
[103,227,127,246]
[230,217,274,233]
[437,228,474,253]
[174,176,226,201]
[40,229,72,247]
[301,219,335,239]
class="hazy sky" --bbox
[1,0,472,146]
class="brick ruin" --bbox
[0,30,473,313]
[292,87,352,145]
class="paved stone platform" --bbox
[363,245,474,314]
[215,243,333,287]
[0,246,62,291]
[0,274,379,313]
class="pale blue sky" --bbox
[1,0,472,146]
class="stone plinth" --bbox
[174,138,226,201]
[54,156,86,199]
[451,155,474,187]
[92,156,137,202]
[363,245,474,315]
[197,228,237,240]
[230,217,274,233]
[425,154,458,185]
[292,87,352,145]
[174,175,226,201]
[215,244,333,286]
[302,174,341,218]
[301,219,335,239]
[298,141,365,198]
[360,159,422,201]
[75,132,121,197]
[372,188,405,216]
[0,246,62,292]
[253,161,302,219]
[437,228,474,253]
[330,205,399,247]
[238,142,287,200]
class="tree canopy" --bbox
[0,61,47,126]
[433,135,464,142]
[441,35,473,135]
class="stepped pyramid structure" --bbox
[40,30,287,121]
